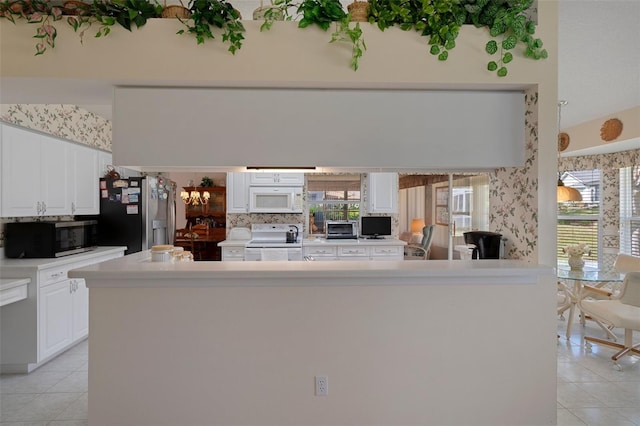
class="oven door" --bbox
[245,247,302,261]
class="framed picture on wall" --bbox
[436,187,448,206]
[436,206,449,225]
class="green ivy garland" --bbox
[0,0,546,75]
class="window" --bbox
[307,175,361,234]
[620,166,640,256]
[451,174,489,236]
[557,169,601,266]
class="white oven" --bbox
[249,187,303,213]
[244,223,303,261]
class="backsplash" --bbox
[1,104,112,150]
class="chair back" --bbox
[614,253,640,274]
[421,225,435,252]
[619,272,640,308]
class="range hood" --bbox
[113,87,525,172]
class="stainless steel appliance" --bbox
[244,223,303,261]
[4,220,98,258]
[325,221,357,239]
[95,176,176,255]
[249,187,304,213]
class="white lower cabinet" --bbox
[221,246,245,261]
[0,248,126,373]
[71,278,89,340]
[38,275,89,361]
[38,279,74,361]
[303,246,338,261]
[304,242,404,261]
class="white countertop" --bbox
[0,277,31,307]
[69,249,553,288]
[218,238,407,247]
[0,246,128,272]
[0,278,31,291]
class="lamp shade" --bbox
[410,218,426,233]
[557,179,582,202]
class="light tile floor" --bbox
[1,318,639,426]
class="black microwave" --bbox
[4,220,98,258]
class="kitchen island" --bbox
[70,251,556,426]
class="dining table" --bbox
[557,264,624,340]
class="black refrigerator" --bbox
[97,176,176,255]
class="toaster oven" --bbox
[325,221,357,239]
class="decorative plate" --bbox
[600,118,623,142]
[558,132,570,152]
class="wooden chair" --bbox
[174,228,195,256]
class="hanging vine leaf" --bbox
[485,40,498,54]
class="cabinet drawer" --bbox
[304,246,337,257]
[39,267,69,287]
[371,246,402,256]
[338,246,368,257]
[222,248,245,259]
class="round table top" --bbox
[557,265,624,282]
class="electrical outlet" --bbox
[315,375,328,396]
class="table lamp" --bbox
[410,218,426,244]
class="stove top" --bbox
[246,223,303,248]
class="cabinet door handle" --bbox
[71,202,76,214]
[41,201,47,214]
[37,201,41,214]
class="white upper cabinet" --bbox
[97,151,113,179]
[367,173,398,214]
[70,143,99,215]
[1,126,70,217]
[227,172,249,213]
[1,124,99,217]
[41,135,71,216]
[249,173,304,186]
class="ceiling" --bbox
[2,0,639,129]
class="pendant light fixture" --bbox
[557,100,582,202]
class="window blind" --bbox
[620,166,640,256]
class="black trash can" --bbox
[463,231,503,259]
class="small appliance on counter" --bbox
[463,231,504,259]
[325,221,357,239]
[4,220,98,258]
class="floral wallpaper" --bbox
[560,149,640,270]
[1,104,112,150]
[489,89,539,261]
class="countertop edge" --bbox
[69,251,555,288]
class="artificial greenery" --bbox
[0,0,546,75]
[58,0,162,45]
[258,0,366,71]
[200,176,214,186]
[0,0,64,54]
[368,0,546,75]
[177,0,245,54]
